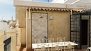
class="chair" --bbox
[66,43,74,51]
[37,43,49,51]
[57,37,64,42]
[42,43,49,51]
[34,38,50,51]
[41,46,47,51]
[62,37,66,51]
[34,39,42,51]
[34,48,41,51]
[34,43,41,51]
[55,45,60,51]
[47,38,55,51]
[56,37,65,51]
[48,38,54,43]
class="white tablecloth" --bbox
[32,41,78,48]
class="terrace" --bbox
[1,0,91,51]
[0,6,90,51]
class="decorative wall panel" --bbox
[32,13,48,43]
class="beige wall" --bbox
[16,7,26,47]
[16,7,71,42]
[30,11,70,41]
[48,11,70,41]
[20,28,26,46]
[16,7,26,28]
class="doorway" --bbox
[81,20,88,48]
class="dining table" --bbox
[32,41,78,49]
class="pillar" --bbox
[6,29,17,51]
[26,8,34,51]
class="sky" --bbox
[0,0,15,21]
[0,0,64,21]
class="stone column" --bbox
[6,29,17,51]
[26,8,34,51]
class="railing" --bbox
[4,37,11,51]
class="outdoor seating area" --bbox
[33,37,77,50]
[33,41,77,51]
[21,37,76,51]
[17,37,78,51]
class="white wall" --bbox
[0,22,9,31]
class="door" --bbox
[70,14,81,49]
[70,12,91,49]
[32,12,48,43]
[81,20,88,45]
